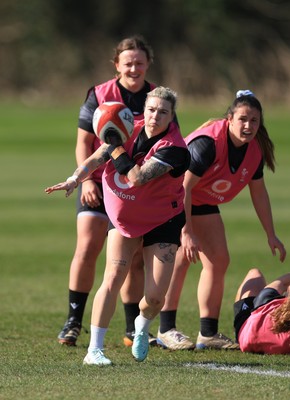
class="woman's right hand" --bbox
[181,229,200,264]
[80,180,103,208]
[45,180,76,197]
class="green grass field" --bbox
[0,101,289,399]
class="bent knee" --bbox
[73,250,99,267]
[203,253,230,274]
[105,269,127,292]
[145,295,163,309]
[246,268,263,279]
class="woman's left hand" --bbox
[268,235,287,262]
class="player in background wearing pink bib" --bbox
[234,268,290,354]
[56,36,159,348]
[45,86,190,365]
[156,90,286,350]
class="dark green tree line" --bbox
[1,0,290,103]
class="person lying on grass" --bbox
[234,267,290,354]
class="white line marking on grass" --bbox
[184,362,290,378]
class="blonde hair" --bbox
[270,297,290,333]
[145,86,178,113]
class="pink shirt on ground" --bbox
[238,298,290,354]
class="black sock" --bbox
[200,318,218,337]
[159,310,177,334]
[123,303,140,332]
[67,290,89,324]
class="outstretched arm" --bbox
[45,143,109,197]
[249,177,286,262]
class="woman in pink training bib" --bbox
[157,90,286,351]
[57,36,157,348]
[234,268,290,354]
[45,86,190,365]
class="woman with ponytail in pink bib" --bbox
[157,90,286,351]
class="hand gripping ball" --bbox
[93,102,134,145]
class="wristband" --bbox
[107,145,136,175]
[66,175,79,188]
[80,165,89,173]
[109,146,126,159]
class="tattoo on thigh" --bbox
[157,243,175,264]
[111,259,127,267]
[159,243,170,250]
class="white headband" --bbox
[236,90,255,98]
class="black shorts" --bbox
[108,211,186,247]
[76,182,107,217]
[191,204,220,215]
[233,288,284,340]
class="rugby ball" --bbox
[93,102,134,144]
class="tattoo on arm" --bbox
[91,147,110,167]
[139,159,172,185]
[74,147,110,178]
